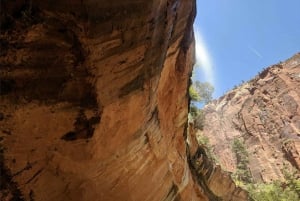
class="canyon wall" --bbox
[202,53,300,183]
[187,125,248,200]
[0,1,248,200]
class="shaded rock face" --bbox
[187,125,249,201]
[0,1,211,201]
[203,53,300,183]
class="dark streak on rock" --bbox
[2,129,11,135]
[0,79,15,95]
[12,162,35,178]
[29,189,34,201]
[163,183,179,201]
[119,74,145,97]
[25,168,43,184]
[175,49,185,73]
[179,0,196,53]
[61,110,101,141]
[187,147,221,201]
[144,133,150,145]
[0,112,4,121]
[61,131,77,141]
[149,107,159,123]
[0,145,25,200]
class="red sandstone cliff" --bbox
[202,53,300,183]
[0,1,247,201]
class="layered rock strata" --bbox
[0,1,249,200]
[202,53,300,183]
[187,125,249,201]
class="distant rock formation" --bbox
[202,53,300,183]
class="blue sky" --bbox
[193,0,300,98]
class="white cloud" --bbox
[194,27,215,86]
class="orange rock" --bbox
[203,53,300,183]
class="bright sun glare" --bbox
[194,26,215,88]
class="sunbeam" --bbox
[194,26,215,87]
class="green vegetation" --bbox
[282,166,300,196]
[189,80,216,159]
[197,133,210,146]
[189,81,214,130]
[189,104,201,119]
[196,133,218,163]
[189,81,214,104]
[245,168,300,201]
[231,138,252,183]
[246,181,299,201]
[191,107,205,130]
[231,137,300,201]
[189,85,200,103]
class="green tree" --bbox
[189,85,201,102]
[247,182,299,201]
[188,81,214,130]
[189,81,214,104]
[194,109,205,130]
[189,104,200,118]
[232,138,252,183]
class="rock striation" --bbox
[187,125,249,201]
[0,1,249,200]
[0,1,248,201]
[202,53,300,183]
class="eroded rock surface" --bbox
[0,0,200,201]
[0,1,250,200]
[203,53,300,183]
[187,125,249,201]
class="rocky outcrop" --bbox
[202,53,300,183]
[0,1,237,201]
[0,1,251,200]
[187,125,249,201]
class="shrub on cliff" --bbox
[189,81,214,104]
[190,106,205,130]
[231,138,252,183]
[246,181,299,201]
[189,81,214,129]
[233,149,300,201]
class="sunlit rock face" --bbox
[203,53,300,183]
[0,0,207,200]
